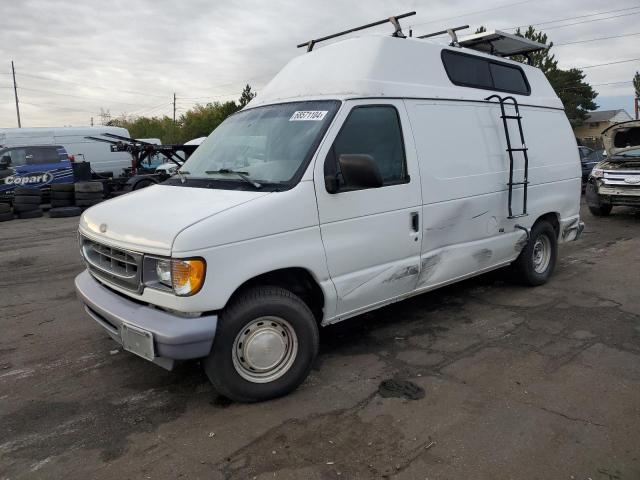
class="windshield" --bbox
[180,100,339,186]
[616,148,640,158]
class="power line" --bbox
[410,0,530,28]
[542,10,640,31]
[17,85,160,107]
[15,72,168,99]
[558,80,632,91]
[511,5,640,30]
[574,58,640,69]
[423,6,640,39]
[19,101,101,115]
[556,31,640,46]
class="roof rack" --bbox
[418,25,469,46]
[297,11,416,52]
[457,30,547,59]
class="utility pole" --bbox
[11,61,21,128]
[173,92,176,124]
[90,117,94,126]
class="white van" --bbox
[0,126,132,176]
[75,29,583,401]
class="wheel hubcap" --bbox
[232,316,298,383]
[532,235,551,274]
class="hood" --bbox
[602,120,640,156]
[79,184,270,255]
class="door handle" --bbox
[410,212,419,232]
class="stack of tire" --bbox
[13,187,43,219]
[0,202,13,222]
[49,183,82,218]
[74,182,104,209]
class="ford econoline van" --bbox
[75,28,583,401]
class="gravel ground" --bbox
[1,201,639,480]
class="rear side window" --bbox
[441,50,530,95]
[326,106,408,189]
[27,146,66,165]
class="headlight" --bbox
[155,259,172,286]
[144,257,206,296]
[591,167,604,178]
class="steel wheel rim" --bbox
[232,316,298,383]
[532,235,551,274]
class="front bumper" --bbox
[586,178,640,208]
[75,270,217,369]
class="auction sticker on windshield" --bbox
[289,111,328,121]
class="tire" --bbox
[13,195,41,205]
[50,183,75,192]
[589,205,612,217]
[49,206,82,218]
[13,203,41,213]
[51,191,75,200]
[51,199,75,208]
[0,203,11,214]
[75,198,103,207]
[17,208,43,219]
[204,286,319,402]
[513,221,558,286]
[74,192,103,200]
[13,187,42,197]
[0,211,13,222]
[75,182,103,193]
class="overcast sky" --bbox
[1,0,638,128]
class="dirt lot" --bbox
[1,202,639,480]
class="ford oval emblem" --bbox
[99,223,107,233]
[624,176,640,184]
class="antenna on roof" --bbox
[296,11,416,52]
[418,25,469,46]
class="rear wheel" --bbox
[513,221,557,286]
[204,286,319,402]
[588,205,612,216]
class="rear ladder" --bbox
[486,94,529,219]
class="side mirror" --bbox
[325,175,339,194]
[338,154,382,190]
[0,155,10,167]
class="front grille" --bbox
[81,236,142,292]
[602,170,640,187]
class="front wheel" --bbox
[204,286,319,402]
[513,221,558,286]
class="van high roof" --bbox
[251,36,561,110]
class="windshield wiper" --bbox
[205,169,262,189]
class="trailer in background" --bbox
[84,133,199,195]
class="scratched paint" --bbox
[472,248,493,263]
[417,253,442,286]
[383,265,419,283]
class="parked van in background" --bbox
[0,126,132,177]
[75,25,583,402]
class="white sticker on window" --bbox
[289,110,328,121]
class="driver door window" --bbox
[325,105,408,191]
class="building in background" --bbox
[574,109,632,149]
